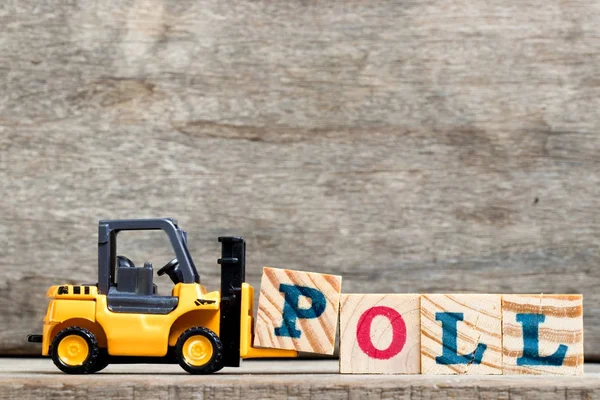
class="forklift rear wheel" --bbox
[176,327,224,374]
[51,326,100,374]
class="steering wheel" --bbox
[157,258,180,280]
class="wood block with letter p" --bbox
[421,294,502,375]
[253,267,342,354]
[339,294,421,374]
[502,294,584,375]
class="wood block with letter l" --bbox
[339,294,420,374]
[502,294,584,375]
[253,267,342,354]
[421,294,502,375]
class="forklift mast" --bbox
[218,236,246,367]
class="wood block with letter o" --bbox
[339,294,421,374]
[253,267,342,354]
[502,294,584,375]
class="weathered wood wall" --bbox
[1,0,599,358]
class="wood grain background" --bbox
[1,0,599,358]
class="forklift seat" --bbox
[108,256,179,314]
[107,287,179,314]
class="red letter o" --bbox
[356,306,406,360]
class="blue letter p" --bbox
[274,283,326,338]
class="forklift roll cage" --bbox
[97,218,200,295]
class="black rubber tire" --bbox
[175,327,224,374]
[88,349,109,373]
[50,326,100,374]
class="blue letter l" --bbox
[435,312,487,365]
[516,313,567,366]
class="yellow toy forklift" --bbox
[27,218,296,374]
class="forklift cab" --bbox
[97,218,200,314]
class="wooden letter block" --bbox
[339,294,420,374]
[502,294,584,375]
[253,267,342,354]
[421,294,502,374]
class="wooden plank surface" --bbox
[1,0,600,358]
[1,359,599,399]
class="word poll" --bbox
[253,267,584,375]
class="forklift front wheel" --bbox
[176,327,224,374]
[50,326,100,374]
[88,349,110,373]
